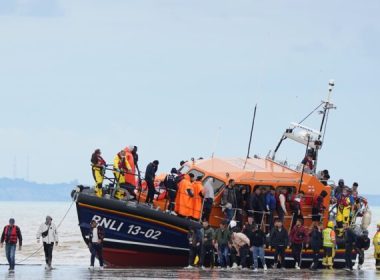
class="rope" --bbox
[14,200,75,265]
[298,102,324,124]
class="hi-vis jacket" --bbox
[36,223,59,244]
[373,231,380,258]
[322,228,335,248]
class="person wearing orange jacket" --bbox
[113,150,132,200]
[175,174,194,217]
[192,176,204,220]
[124,145,137,187]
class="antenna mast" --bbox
[244,104,257,169]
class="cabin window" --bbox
[253,185,274,193]
[187,169,205,179]
[203,176,225,194]
[277,186,297,201]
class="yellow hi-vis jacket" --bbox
[113,154,131,184]
[374,231,380,259]
[323,228,335,248]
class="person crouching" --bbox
[36,216,59,270]
[355,230,370,270]
[231,228,250,269]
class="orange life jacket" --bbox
[124,147,136,186]
[175,174,193,217]
[192,181,204,220]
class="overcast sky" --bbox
[0,0,379,193]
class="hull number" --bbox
[127,225,162,240]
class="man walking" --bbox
[1,218,22,272]
[289,218,308,269]
[213,220,231,269]
[343,223,356,271]
[36,216,59,270]
[249,223,267,272]
[270,219,288,269]
[88,220,105,271]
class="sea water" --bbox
[0,202,379,279]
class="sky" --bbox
[0,0,379,193]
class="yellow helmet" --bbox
[327,221,334,228]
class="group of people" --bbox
[0,217,105,272]
[186,216,379,272]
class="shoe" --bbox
[358,264,362,270]
[232,263,238,269]
[184,265,193,269]
[344,267,350,271]
[45,264,49,270]
[99,266,104,270]
[252,268,258,272]
[295,264,300,270]
[200,266,206,270]
[264,264,268,271]
[170,211,178,216]
[88,266,94,271]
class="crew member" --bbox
[289,218,308,269]
[373,223,380,270]
[270,219,288,269]
[144,160,159,205]
[0,218,22,272]
[163,168,178,213]
[322,221,336,270]
[124,145,137,186]
[192,176,204,220]
[113,150,132,200]
[91,149,106,198]
[301,150,314,173]
[87,220,105,271]
[356,230,370,270]
[175,174,194,217]
[36,216,59,270]
[336,188,352,235]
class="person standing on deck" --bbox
[0,218,22,272]
[91,149,106,198]
[250,188,265,226]
[113,150,132,200]
[144,160,159,205]
[175,174,194,217]
[276,189,288,223]
[36,216,59,270]
[202,178,215,222]
[163,168,178,213]
[87,220,105,271]
[289,218,308,269]
[192,176,204,220]
[290,191,304,229]
[312,190,328,225]
[269,219,288,269]
[322,221,336,270]
[266,189,276,232]
[221,179,238,223]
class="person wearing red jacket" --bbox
[289,218,308,269]
[1,218,22,272]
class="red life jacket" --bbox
[4,225,17,244]
[338,195,349,207]
[97,155,106,166]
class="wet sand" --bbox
[1,266,380,280]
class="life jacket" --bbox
[124,147,136,186]
[322,228,335,248]
[4,225,17,244]
[338,196,350,209]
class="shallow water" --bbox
[0,202,379,279]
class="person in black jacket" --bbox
[163,168,178,213]
[185,227,202,269]
[356,230,370,270]
[309,222,323,270]
[145,160,159,204]
[248,223,268,271]
[270,219,288,269]
[343,223,356,271]
[87,220,105,271]
[250,188,265,226]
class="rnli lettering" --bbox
[91,215,124,232]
